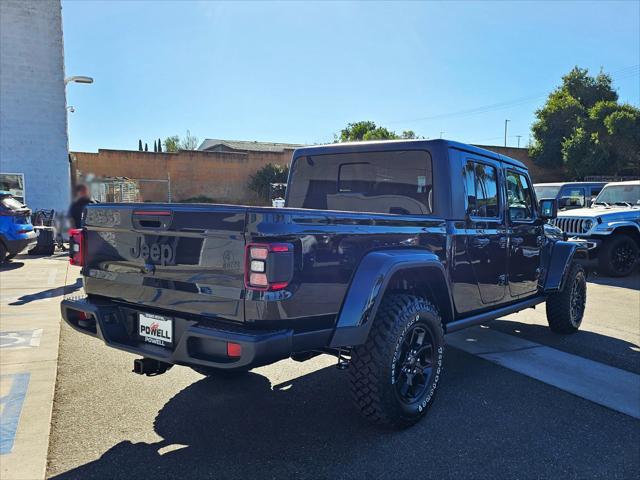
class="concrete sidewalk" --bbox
[0,254,80,480]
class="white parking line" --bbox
[447,326,640,419]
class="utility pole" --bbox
[504,120,510,147]
[439,131,444,139]
[516,135,522,148]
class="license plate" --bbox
[138,313,173,347]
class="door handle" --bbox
[472,237,490,248]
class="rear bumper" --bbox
[61,298,331,370]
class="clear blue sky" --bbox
[62,0,640,152]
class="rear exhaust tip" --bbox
[133,358,172,376]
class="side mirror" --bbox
[539,198,557,220]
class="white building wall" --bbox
[0,0,70,212]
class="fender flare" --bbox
[329,249,453,348]
[542,240,585,293]
[602,221,640,234]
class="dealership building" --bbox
[0,0,70,212]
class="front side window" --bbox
[506,171,534,221]
[463,160,499,218]
[287,150,433,215]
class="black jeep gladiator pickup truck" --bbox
[62,139,587,428]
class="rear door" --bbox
[505,169,543,298]
[462,157,508,305]
[82,204,247,322]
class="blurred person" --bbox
[68,184,95,228]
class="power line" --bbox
[385,64,639,126]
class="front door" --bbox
[463,158,508,305]
[506,170,543,297]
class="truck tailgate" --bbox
[82,204,247,322]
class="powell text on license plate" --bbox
[139,313,173,347]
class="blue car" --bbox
[0,191,37,262]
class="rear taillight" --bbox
[245,243,293,291]
[69,228,85,266]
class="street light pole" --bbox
[504,119,510,147]
[516,135,522,148]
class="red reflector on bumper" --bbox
[227,342,242,358]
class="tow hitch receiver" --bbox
[133,358,172,376]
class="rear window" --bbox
[287,150,433,215]
[534,185,561,200]
[0,195,24,211]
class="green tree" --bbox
[153,140,157,153]
[337,121,399,142]
[144,142,148,152]
[138,139,143,151]
[180,130,199,150]
[530,66,638,177]
[336,121,421,142]
[248,163,289,203]
[157,138,162,153]
[401,130,418,139]
[164,135,180,152]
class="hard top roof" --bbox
[292,139,526,169]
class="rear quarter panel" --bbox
[243,207,448,331]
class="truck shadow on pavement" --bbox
[50,347,639,480]
[587,271,640,290]
[0,261,24,271]
[489,319,640,374]
[8,277,82,305]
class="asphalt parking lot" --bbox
[2,257,639,479]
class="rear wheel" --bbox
[349,294,444,429]
[599,234,638,277]
[546,262,586,334]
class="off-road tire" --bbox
[190,366,248,379]
[546,262,587,334]
[598,234,639,277]
[349,294,444,429]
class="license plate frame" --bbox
[138,313,173,348]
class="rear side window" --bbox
[463,160,499,218]
[287,150,433,215]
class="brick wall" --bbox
[0,0,70,211]
[71,143,563,205]
[70,148,293,204]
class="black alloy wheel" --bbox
[394,324,436,405]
